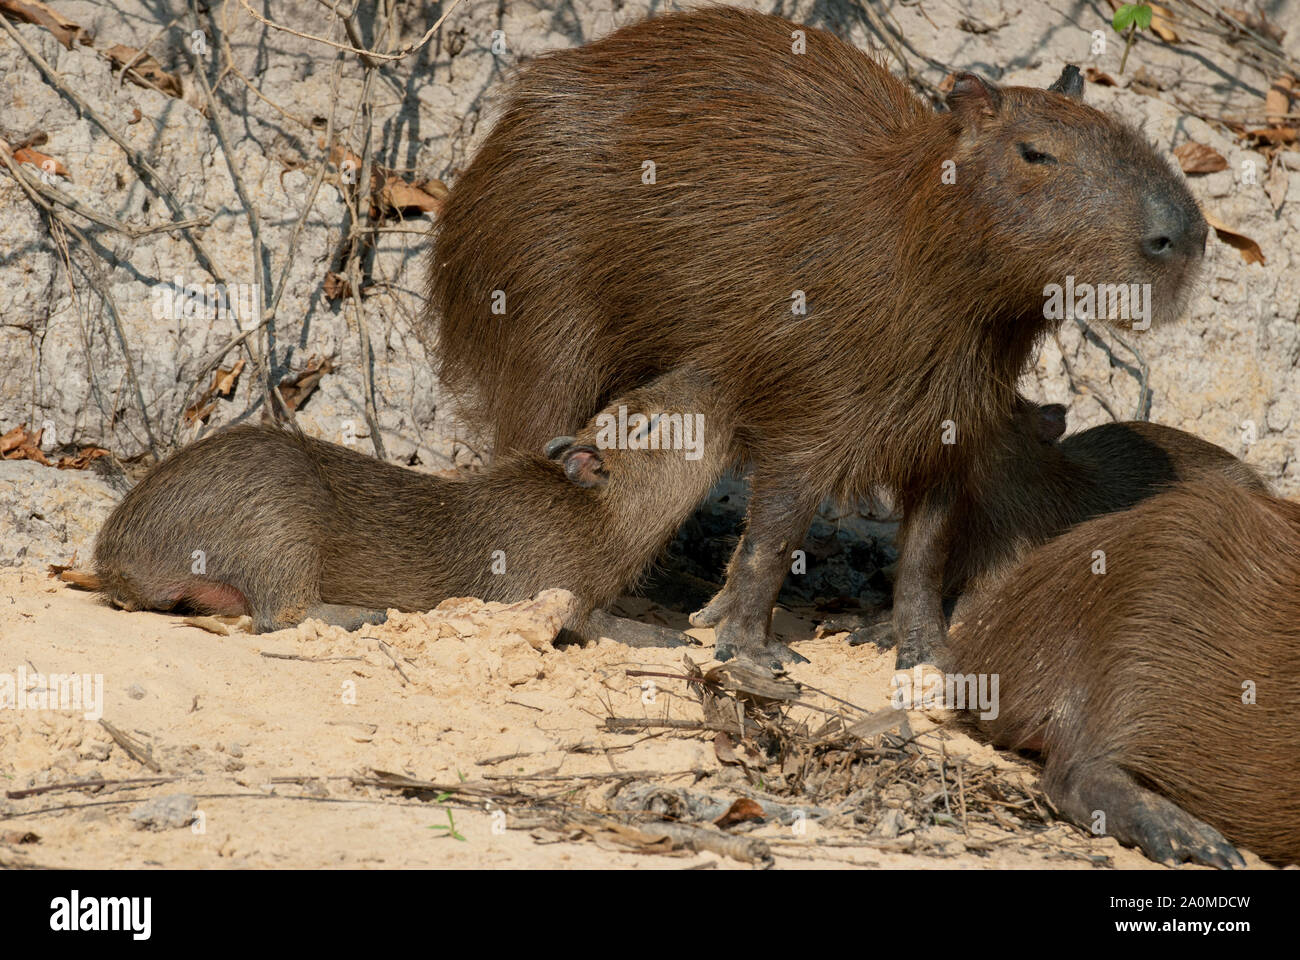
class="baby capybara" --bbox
[944,478,1300,868]
[428,7,1207,669]
[942,400,1268,598]
[93,368,736,643]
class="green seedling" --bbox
[1113,3,1154,74]
[427,791,467,842]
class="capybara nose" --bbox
[1142,195,1205,261]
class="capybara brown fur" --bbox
[428,6,1207,668]
[93,368,736,644]
[942,400,1268,599]
[944,478,1300,867]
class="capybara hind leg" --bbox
[572,608,696,649]
[1048,759,1246,869]
[690,485,817,668]
[304,603,388,631]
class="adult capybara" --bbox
[944,478,1300,867]
[93,367,736,644]
[428,7,1207,669]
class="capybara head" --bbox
[942,65,1207,329]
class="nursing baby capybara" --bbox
[944,478,1300,868]
[93,368,736,644]
[428,6,1207,669]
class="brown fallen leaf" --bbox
[0,0,91,49]
[1265,77,1293,126]
[1148,3,1180,44]
[1173,141,1228,174]
[1204,211,1265,265]
[11,146,69,180]
[102,45,183,99]
[1246,127,1298,146]
[57,446,110,470]
[183,358,245,425]
[322,272,351,301]
[374,175,444,218]
[714,797,766,828]
[1083,67,1116,87]
[213,357,245,397]
[278,356,335,411]
[0,424,52,465]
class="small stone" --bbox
[128,794,197,831]
[126,683,147,700]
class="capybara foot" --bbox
[892,613,944,669]
[847,619,897,650]
[545,435,607,488]
[581,609,698,648]
[303,603,389,632]
[1052,762,1247,870]
[697,610,808,668]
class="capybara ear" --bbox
[1036,403,1068,443]
[946,72,1002,125]
[544,435,577,460]
[563,446,609,488]
[1047,64,1085,101]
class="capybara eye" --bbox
[1017,142,1057,165]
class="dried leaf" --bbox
[713,797,765,828]
[1265,77,1293,126]
[213,357,245,397]
[376,175,444,217]
[1204,211,1265,265]
[0,424,52,465]
[57,447,110,470]
[323,272,351,301]
[1148,4,1180,43]
[0,0,91,49]
[278,356,335,411]
[1173,141,1228,174]
[12,146,69,179]
[103,45,183,99]
[1247,127,1298,146]
[1083,67,1116,87]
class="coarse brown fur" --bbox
[426,6,1207,668]
[944,478,1300,867]
[944,401,1268,598]
[94,368,737,641]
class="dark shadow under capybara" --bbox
[943,478,1300,868]
[428,6,1207,669]
[93,367,737,644]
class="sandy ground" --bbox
[0,567,1275,871]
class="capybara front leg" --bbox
[1048,757,1246,869]
[690,484,817,668]
[891,486,955,668]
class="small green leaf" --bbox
[1134,4,1153,31]
[1113,4,1138,31]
